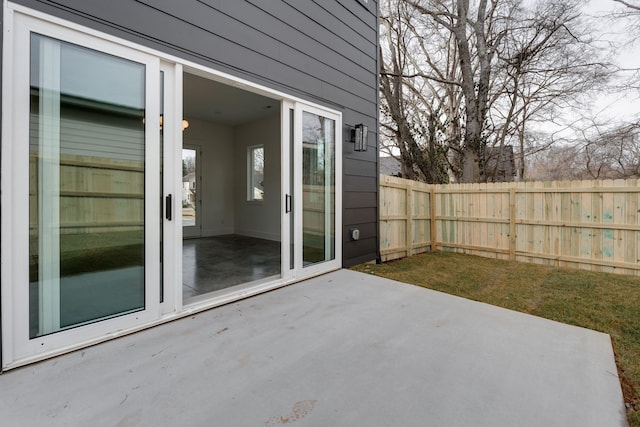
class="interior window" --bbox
[248,144,264,201]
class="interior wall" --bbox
[233,112,281,241]
[183,117,234,237]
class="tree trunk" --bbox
[460,150,480,183]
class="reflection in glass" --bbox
[160,71,164,303]
[302,111,335,265]
[29,34,146,338]
[289,109,295,270]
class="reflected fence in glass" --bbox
[29,33,146,338]
[302,111,336,266]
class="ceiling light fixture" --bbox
[156,116,189,131]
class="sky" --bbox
[583,0,640,124]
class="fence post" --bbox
[509,188,516,261]
[430,187,437,252]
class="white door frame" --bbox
[282,101,342,281]
[160,61,182,316]
[2,10,162,367]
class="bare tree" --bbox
[610,0,640,92]
[380,0,611,183]
[582,121,640,179]
[490,0,610,180]
[405,0,515,182]
[613,0,640,13]
[379,0,451,183]
[527,119,640,180]
[527,144,584,180]
[525,0,640,182]
[380,0,622,185]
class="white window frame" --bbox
[247,144,265,202]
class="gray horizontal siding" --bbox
[343,238,378,264]
[301,0,377,39]
[11,0,379,266]
[344,207,377,225]
[141,0,376,108]
[17,0,377,114]
[343,191,377,209]
[212,0,376,76]
[344,158,377,177]
[280,0,376,55]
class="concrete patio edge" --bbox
[0,269,628,426]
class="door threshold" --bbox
[181,274,288,312]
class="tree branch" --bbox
[380,71,463,87]
[613,0,640,12]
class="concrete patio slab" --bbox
[0,270,627,426]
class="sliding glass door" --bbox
[5,13,162,364]
[3,9,342,369]
[287,103,341,278]
[301,111,336,266]
[29,33,148,337]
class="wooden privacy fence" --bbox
[379,175,640,277]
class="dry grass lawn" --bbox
[352,251,640,426]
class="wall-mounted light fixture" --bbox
[353,123,368,152]
[157,115,189,131]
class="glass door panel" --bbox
[288,103,340,278]
[28,34,146,337]
[302,111,336,266]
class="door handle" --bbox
[285,194,292,213]
[165,194,172,221]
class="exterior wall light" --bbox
[353,123,368,152]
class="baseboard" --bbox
[233,228,280,242]
[201,227,234,237]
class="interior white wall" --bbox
[183,118,234,236]
[233,112,281,241]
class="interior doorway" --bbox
[181,72,282,302]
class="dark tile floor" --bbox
[182,235,281,301]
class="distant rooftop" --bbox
[380,155,402,177]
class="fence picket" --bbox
[379,175,640,277]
